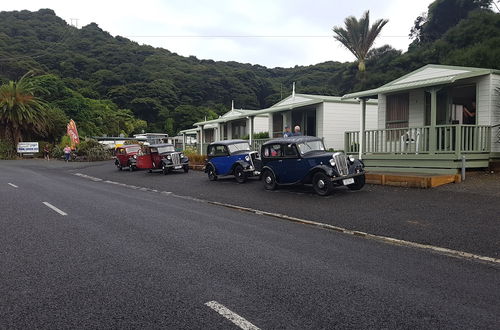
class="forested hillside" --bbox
[0,0,498,139]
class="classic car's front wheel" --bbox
[115,161,122,171]
[347,175,365,191]
[234,165,247,183]
[128,162,135,172]
[207,164,217,181]
[162,163,169,175]
[183,165,189,173]
[313,172,333,196]
[262,169,277,190]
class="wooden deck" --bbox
[366,171,461,188]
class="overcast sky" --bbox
[5,0,435,68]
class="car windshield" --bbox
[157,145,175,154]
[126,146,140,153]
[228,142,251,154]
[296,140,325,154]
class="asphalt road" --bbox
[1,160,499,329]
[72,160,500,259]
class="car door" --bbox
[210,145,232,175]
[136,148,153,169]
[279,144,308,183]
[262,143,285,182]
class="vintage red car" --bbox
[135,143,189,174]
[114,144,141,171]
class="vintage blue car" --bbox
[260,136,365,195]
[205,140,261,183]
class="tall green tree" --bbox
[0,73,48,145]
[332,11,388,72]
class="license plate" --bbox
[175,166,182,169]
[343,178,355,185]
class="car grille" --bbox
[171,153,181,165]
[250,151,259,167]
[333,152,349,176]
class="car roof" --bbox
[262,136,322,146]
[148,143,174,148]
[121,144,141,148]
[209,139,249,146]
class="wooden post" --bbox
[199,125,204,155]
[182,133,186,151]
[358,98,367,160]
[429,89,437,154]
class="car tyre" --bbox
[183,165,189,173]
[162,163,169,175]
[313,172,333,196]
[234,165,247,183]
[116,161,122,171]
[347,175,365,191]
[207,164,217,181]
[262,169,277,190]
[128,163,134,172]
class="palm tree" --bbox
[0,72,48,145]
[333,11,388,72]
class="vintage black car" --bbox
[205,140,261,183]
[260,136,365,195]
[136,143,189,174]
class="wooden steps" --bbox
[365,171,461,188]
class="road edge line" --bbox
[73,173,500,266]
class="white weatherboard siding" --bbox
[490,74,500,153]
[409,89,425,126]
[321,102,377,150]
[253,116,269,135]
[476,75,491,126]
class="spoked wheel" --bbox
[234,165,247,183]
[312,172,333,196]
[207,164,217,181]
[347,175,365,191]
[262,169,277,190]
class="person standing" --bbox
[293,125,302,136]
[283,126,293,138]
[43,145,50,161]
[63,145,71,162]
[463,101,476,125]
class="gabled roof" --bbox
[342,64,500,99]
[194,93,377,126]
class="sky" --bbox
[4,0,435,68]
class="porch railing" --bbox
[345,125,491,155]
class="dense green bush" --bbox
[0,139,16,159]
[76,139,111,161]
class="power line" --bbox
[126,35,409,38]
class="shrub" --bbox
[124,139,142,145]
[0,139,16,159]
[51,145,64,159]
[77,139,111,161]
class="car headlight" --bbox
[245,155,250,162]
[348,155,355,163]
[180,153,184,158]
[167,155,171,160]
[329,158,336,167]
[133,155,137,159]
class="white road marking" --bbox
[205,301,260,330]
[42,202,68,216]
[7,183,18,188]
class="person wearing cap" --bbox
[283,125,293,137]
